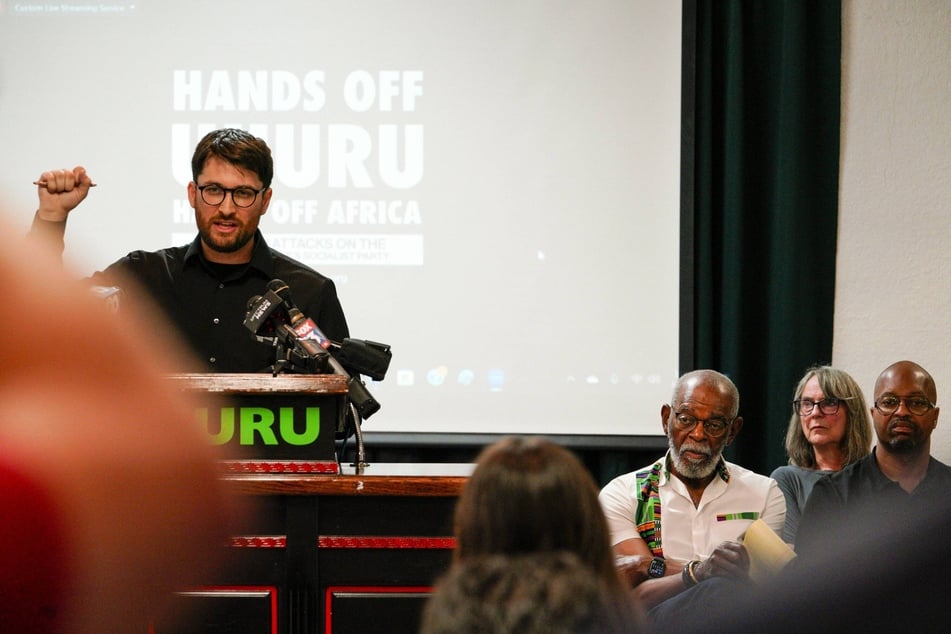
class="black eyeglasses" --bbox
[874,395,936,416]
[670,411,732,438]
[197,184,266,208]
[793,397,852,416]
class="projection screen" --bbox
[0,0,682,438]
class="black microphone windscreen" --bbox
[336,339,392,381]
[243,289,286,334]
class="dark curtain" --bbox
[685,0,841,474]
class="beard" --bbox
[198,220,256,255]
[881,418,927,453]
[668,435,724,480]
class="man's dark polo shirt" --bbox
[795,447,951,558]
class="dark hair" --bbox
[421,552,644,634]
[785,365,873,468]
[190,128,274,188]
[453,437,623,594]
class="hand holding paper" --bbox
[743,518,797,582]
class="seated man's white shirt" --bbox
[599,453,786,560]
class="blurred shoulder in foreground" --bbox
[0,215,243,633]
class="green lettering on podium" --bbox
[280,407,321,445]
[240,408,278,445]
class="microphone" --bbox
[266,280,392,381]
[244,291,330,373]
[243,290,285,336]
[334,339,392,381]
[266,279,381,419]
[266,279,344,371]
[275,322,326,360]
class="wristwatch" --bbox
[647,556,666,578]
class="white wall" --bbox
[836,0,951,461]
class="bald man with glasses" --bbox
[599,369,786,612]
[795,360,951,558]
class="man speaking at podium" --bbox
[30,128,349,372]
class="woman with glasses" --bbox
[770,366,873,545]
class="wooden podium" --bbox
[158,374,472,634]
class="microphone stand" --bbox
[270,339,291,375]
[349,403,369,474]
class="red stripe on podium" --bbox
[229,535,457,549]
[230,536,287,548]
[220,460,340,474]
[317,536,456,549]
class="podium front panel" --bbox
[167,373,349,469]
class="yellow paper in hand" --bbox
[743,518,796,582]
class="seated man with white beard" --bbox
[599,369,785,616]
